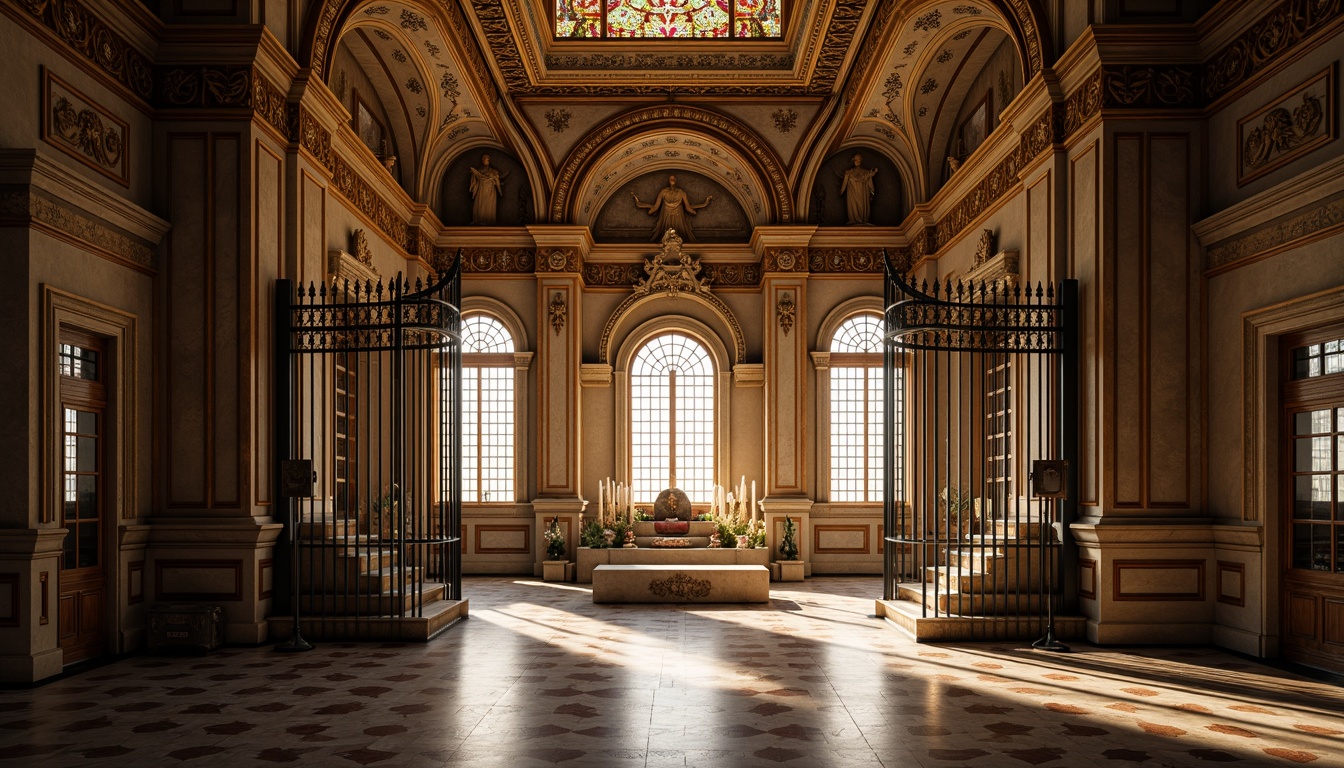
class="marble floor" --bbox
[2,576,1342,767]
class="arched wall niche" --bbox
[601,293,745,367]
[438,148,534,227]
[552,105,792,227]
[810,149,906,227]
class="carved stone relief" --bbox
[42,69,128,186]
[1237,67,1334,186]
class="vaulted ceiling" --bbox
[313,0,1044,227]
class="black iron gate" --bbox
[274,258,462,641]
[883,258,1078,639]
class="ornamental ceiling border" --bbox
[550,105,792,225]
[469,0,869,97]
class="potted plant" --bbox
[775,516,804,581]
[542,517,568,582]
[939,486,978,539]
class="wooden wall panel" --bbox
[254,142,284,509]
[1216,560,1244,607]
[1146,135,1190,506]
[211,134,241,509]
[1113,559,1205,601]
[1112,135,1144,507]
[155,559,243,601]
[166,134,209,508]
[1071,142,1100,507]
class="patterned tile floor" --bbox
[2,576,1342,767]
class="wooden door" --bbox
[57,332,108,665]
[1282,330,1344,674]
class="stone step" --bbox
[297,580,444,615]
[940,549,1047,589]
[270,595,468,642]
[897,582,1047,615]
[299,547,394,581]
[300,564,421,594]
[875,597,1086,642]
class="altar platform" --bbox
[592,564,770,603]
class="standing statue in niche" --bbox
[632,174,713,242]
[837,153,878,225]
[468,153,508,225]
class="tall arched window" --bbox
[461,315,515,503]
[630,333,715,503]
[830,314,885,503]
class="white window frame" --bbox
[458,300,532,506]
[814,298,892,505]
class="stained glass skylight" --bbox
[556,0,781,39]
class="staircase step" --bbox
[875,597,1086,642]
[270,596,468,642]
[897,582,1047,615]
[297,581,445,615]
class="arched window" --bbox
[461,315,515,503]
[830,314,885,503]
[630,333,715,503]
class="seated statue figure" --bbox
[652,488,693,521]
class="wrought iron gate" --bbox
[274,259,462,641]
[883,258,1078,638]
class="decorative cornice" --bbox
[461,247,536,274]
[293,104,334,170]
[3,0,154,103]
[702,262,763,287]
[583,262,643,287]
[1062,68,1105,137]
[251,71,289,138]
[1207,195,1344,272]
[1204,0,1344,104]
[0,189,154,272]
[551,105,792,225]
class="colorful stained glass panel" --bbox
[558,0,779,38]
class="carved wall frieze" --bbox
[583,262,644,286]
[291,105,334,171]
[535,247,580,273]
[251,71,289,138]
[842,0,899,106]
[42,70,127,186]
[551,105,791,225]
[1062,69,1105,138]
[936,147,1022,250]
[1207,195,1344,272]
[331,153,412,253]
[4,0,154,102]
[0,189,154,271]
[701,263,763,286]
[1103,65,1200,109]
[1204,0,1343,103]
[461,247,536,273]
[1238,67,1334,186]
[763,247,808,272]
[159,66,252,108]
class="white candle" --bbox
[598,481,604,524]
[751,481,756,523]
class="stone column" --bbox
[754,227,816,573]
[527,227,592,572]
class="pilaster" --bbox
[754,227,814,498]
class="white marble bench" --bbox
[591,564,770,604]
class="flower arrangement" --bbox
[580,516,630,549]
[778,516,799,561]
[544,517,566,561]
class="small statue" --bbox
[633,175,713,242]
[623,529,637,548]
[379,140,396,173]
[837,153,878,225]
[709,531,721,548]
[469,153,508,225]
